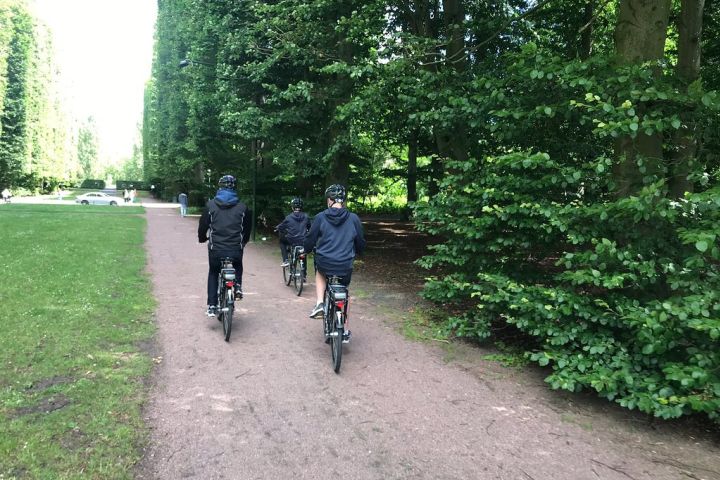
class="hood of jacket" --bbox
[214,188,239,208]
[290,211,306,221]
[324,207,350,226]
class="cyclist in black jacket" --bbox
[305,184,365,342]
[276,197,311,267]
[198,175,252,317]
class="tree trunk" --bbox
[669,0,705,198]
[435,0,469,163]
[407,131,418,205]
[401,131,419,221]
[579,0,593,59]
[442,0,467,71]
[612,0,671,198]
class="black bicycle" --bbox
[323,275,349,373]
[282,245,307,295]
[217,258,236,342]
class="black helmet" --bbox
[290,197,303,209]
[218,175,236,189]
[325,184,346,203]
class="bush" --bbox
[80,179,106,190]
[116,180,147,191]
[415,152,720,420]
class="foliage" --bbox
[0,1,79,190]
[148,0,720,421]
[0,204,154,478]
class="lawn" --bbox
[0,204,155,479]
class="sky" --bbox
[30,0,157,165]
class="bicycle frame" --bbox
[218,259,236,311]
[215,258,237,341]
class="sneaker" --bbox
[342,330,351,344]
[309,303,324,318]
[281,261,290,267]
[234,286,243,299]
[206,305,217,317]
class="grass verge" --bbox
[0,204,155,479]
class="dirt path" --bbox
[137,206,720,480]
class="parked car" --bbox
[75,192,123,206]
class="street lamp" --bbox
[178,57,259,241]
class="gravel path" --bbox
[137,206,720,480]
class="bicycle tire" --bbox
[283,263,291,285]
[331,309,343,373]
[293,257,304,296]
[223,288,233,342]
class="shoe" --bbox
[309,303,324,318]
[234,286,243,299]
[342,330,351,344]
[206,306,217,317]
[281,261,290,267]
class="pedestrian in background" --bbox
[179,192,188,217]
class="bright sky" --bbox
[30,0,157,165]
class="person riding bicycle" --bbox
[304,184,365,342]
[198,175,252,317]
[276,197,311,269]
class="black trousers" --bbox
[207,250,244,306]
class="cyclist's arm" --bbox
[241,207,253,245]
[198,207,210,243]
[303,214,322,252]
[276,216,289,234]
[353,215,366,255]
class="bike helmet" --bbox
[325,184,346,204]
[218,175,236,189]
[290,197,304,209]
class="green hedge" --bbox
[415,152,720,420]
[80,179,105,190]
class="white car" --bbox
[75,192,123,206]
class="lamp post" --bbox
[179,57,259,242]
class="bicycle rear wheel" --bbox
[283,263,291,285]
[330,308,343,373]
[293,257,304,296]
[221,288,233,341]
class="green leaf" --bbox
[671,119,681,129]
[629,123,639,131]
[696,240,708,252]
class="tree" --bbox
[77,117,99,179]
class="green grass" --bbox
[400,307,450,344]
[0,204,155,479]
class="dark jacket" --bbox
[198,189,252,254]
[277,211,310,245]
[304,207,365,274]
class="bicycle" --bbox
[282,245,306,295]
[216,257,237,342]
[323,275,349,373]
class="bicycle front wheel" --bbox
[293,258,304,296]
[331,309,343,373]
[222,288,234,342]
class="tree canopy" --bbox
[147,0,720,420]
[0,0,81,191]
